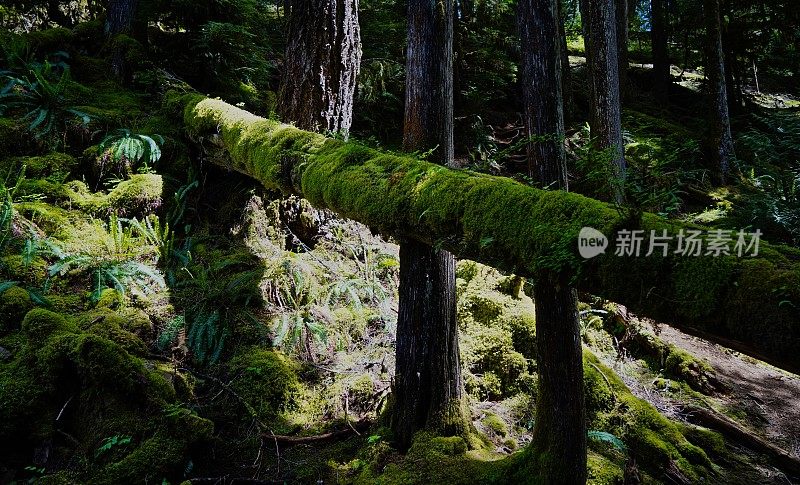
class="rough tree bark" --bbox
[391,0,470,452]
[703,0,735,182]
[518,0,586,481]
[277,0,362,138]
[558,0,574,121]
[519,0,567,189]
[585,0,626,203]
[651,0,670,101]
[615,0,629,99]
[105,0,140,79]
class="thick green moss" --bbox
[0,152,78,181]
[0,286,33,333]
[584,352,716,481]
[22,308,78,342]
[1,305,211,482]
[183,95,800,371]
[228,347,300,420]
[354,431,510,484]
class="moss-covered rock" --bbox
[228,347,300,421]
[0,285,33,333]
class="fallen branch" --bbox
[682,405,800,476]
[262,419,372,446]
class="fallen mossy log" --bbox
[683,405,800,476]
[178,94,800,373]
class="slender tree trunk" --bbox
[615,0,629,100]
[392,0,470,452]
[518,0,586,482]
[585,0,626,203]
[651,0,670,101]
[703,0,735,182]
[558,0,574,122]
[532,277,586,482]
[277,0,362,138]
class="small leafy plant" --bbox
[98,129,164,174]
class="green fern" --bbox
[588,430,627,453]
[99,129,164,172]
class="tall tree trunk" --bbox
[651,0,670,101]
[585,0,626,203]
[277,0,362,138]
[518,0,586,482]
[558,0,574,121]
[615,0,629,100]
[520,0,567,188]
[703,0,735,182]
[105,0,140,80]
[392,0,470,452]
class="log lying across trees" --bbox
[178,94,800,373]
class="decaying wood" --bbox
[683,405,800,476]
[262,419,371,446]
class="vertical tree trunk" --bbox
[106,0,140,80]
[615,0,629,100]
[277,0,362,138]
[586,0,626,203]
[558,0,574,122]
[703,0,735,182]
[518,0,586,482]
[392,0,470,452]
[519,0,567,188]
[531,277,586,483]
[651,0,670,101]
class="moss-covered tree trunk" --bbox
[703,0,735,182]
[277,0,362,138]
[585,0,626,203]
[518,0,586,481]
[651,0,670,102]
[391,0,471,452]
[105,0,140,79]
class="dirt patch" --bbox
[654,322,800,459]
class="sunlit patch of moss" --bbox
[584,352,716,481]
[227,346,300,422]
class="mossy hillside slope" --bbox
[0,308,212,483]
[182,95,800,372]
